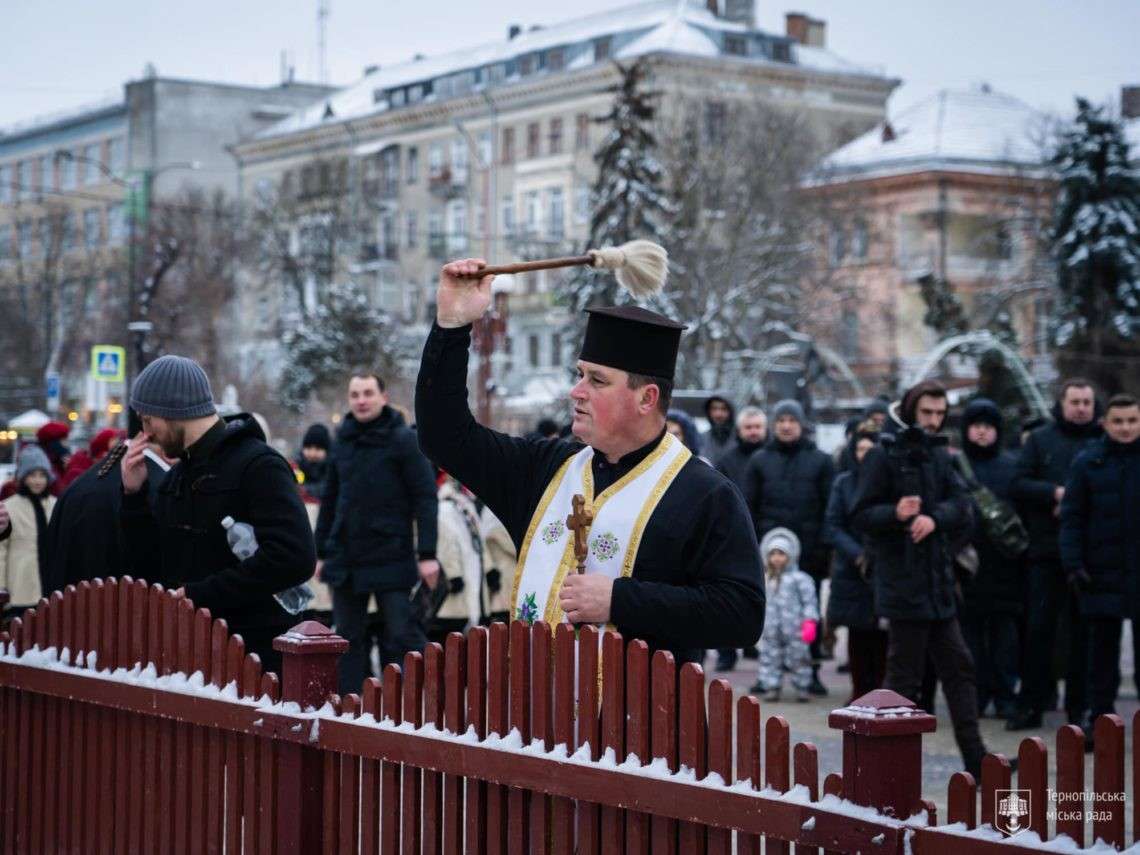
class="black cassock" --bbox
[415,324,765,664]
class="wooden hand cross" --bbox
[567,494,594,574]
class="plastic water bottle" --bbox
[221,516,314,615]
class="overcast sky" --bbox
[2,0,1137,130]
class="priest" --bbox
[415,258,765,663]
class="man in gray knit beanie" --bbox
[125,354,217,459]
[119,354,316,675]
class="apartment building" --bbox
[232,0,900,417]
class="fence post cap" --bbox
[827,688,937,736]
[272,620,349,655]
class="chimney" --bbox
[363,64,380,76]
[723,0,755,27]
[1123,85,1140,120]
[706,0,719,15]
[785,12,826,47]
[508,24,522,40]
[881,122,896,143]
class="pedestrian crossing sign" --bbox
[91,345,126,383]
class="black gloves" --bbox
[448,576,465,595]
[486,568,502,593]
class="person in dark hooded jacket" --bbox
[666,409,703,457]
[852,380,992,778]
[1005,378,1100,731]
[315,372,439,694]
[824,420,887,704]
[700,394,736,463]
[296,423,331,501]
[956,398,1024,719]
[120,356,317,676]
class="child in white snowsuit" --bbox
[756,528,820,701]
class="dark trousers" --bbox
[1087,616,1123,719]
[885,617,986,772]
[847,627,888,704]
[961,613,1019,716]
[1019,559,1088,719]
[332,586,427,696]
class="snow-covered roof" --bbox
[257,0,889,141]
[820,87,1049,180]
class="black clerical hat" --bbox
[579,305,687,380]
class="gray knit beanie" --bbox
[772,399,806,425]
[16,446,55,484]
[131,355,217,420]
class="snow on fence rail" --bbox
[0,578,1136,853]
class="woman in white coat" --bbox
[1,446,58,618]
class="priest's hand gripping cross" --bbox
[567,494,594,575]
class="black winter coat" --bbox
[1059,436,1140,617]
[823,471,875,630]
[958,447,1023,616]
[852,429,971,621]
[121,415,316,633]
[45,445,168,593]
[296,456,330,500]
[744,438,835,577]
[714,436,765,498]
[315,407,438,593]
[1010,405,1101,562]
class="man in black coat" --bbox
[315,372,440,694]
[120,356,317,676]
[1007,379,1101,731]
[852,381,993,778]
[1059,393,1140,733]
[956,399,1023,720]
[744,399,834,693]
[43,421,172,593]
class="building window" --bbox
[62,212,77,252]
[82,143,102,183]
[60,155,77,190]
[501,128,515,164]
[501,195,515,237]
[575,113,591,150]
[17,161,30,200]
[547,187,564,239]
[0,224,9,260]
[390,88,407,108]
[771,41,792,62]
[851,221,869,259]
[40,154,55,193]
[107,205,126,244]
[527,122,540,158]
[448,200,468,251]
[995,225,1014,260]
[548,118,563,155]
[409,83,424,103]
[84,208,101,248]
[704,102,726,145]
[451,138,468,184]
[551,332,562,367]
[406,146,419,183]
[428,143,444,178]
[38,217,53,257]
[840,308,860,359]
[476,203,487,237]
[478,131,492,168]
[519,54,535,76]
[108,138,125,175]
[724,35,747,56]
[594,37,612,62]
[406,211,418,248]
[428,212,444,255]
[0,165,10,203]
[575,184,590,224]
[829,229,847,266]
[547,47,565,71]
[524,191,540,235]
[528,334,540,367]
[17,220,32,257]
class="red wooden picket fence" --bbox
[0,578,1137,854]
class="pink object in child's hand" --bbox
[800,619,817,644]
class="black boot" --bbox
[808,667,828,697]
[714,649,737,672]
[1005,709,1042,731]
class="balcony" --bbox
[428,168,466,200]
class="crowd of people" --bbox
[1,259,1138,783]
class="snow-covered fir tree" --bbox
[1050,97,1140,391]
[278,280,409,412]
[559,59,673,334]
